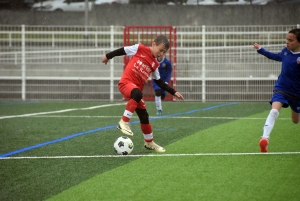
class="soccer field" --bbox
[0,101,299,201]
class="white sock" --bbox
[123,110,133,119]
[155,96,162,111]
[262,109,279,139]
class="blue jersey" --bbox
[257,47,300,99]
[152,57,173,92]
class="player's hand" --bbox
[102,54,109,65]
[253,43,260,50]
[174,92,184,100]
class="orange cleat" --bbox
[259,138,269,152]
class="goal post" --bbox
[123,26,177,101]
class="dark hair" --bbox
[289,28,300,42]
[154,35,170,50]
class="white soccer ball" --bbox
[114,136,134,155]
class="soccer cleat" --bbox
[144,141,166,153]
[117,119,134,136]
[156,110,162,115]
[259,138,269,152]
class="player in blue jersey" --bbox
[254,28,300,152]
[152,53,173,115]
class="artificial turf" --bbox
[0,101,299,201]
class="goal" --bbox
[123,26,177,101]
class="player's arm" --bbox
[102,47,126,65]
[253,43,282,62]
[153,73,184,100]
[102,44,139,65]
[154,78,176,95]
[257,48,283,62]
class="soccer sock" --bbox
[262,109,279,139]
[155,96,162,111]
[122,99,138,122]
[141,123,153,142]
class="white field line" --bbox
[1,152,300,160]
[0,103,126,120]
[28,115,291,120]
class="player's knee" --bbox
[161,93,166,100]
[135,108,149,124]
[154,89,161,97]
[131,88,143,102]
[292,119,299,124]
[270,109,279,118]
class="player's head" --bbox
[154,35,170,50]
[151,35,169,58]
[286,28,300,52]
[288,28,300,42]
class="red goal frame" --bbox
[123,26,177,101]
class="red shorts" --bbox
[118,81,146,110]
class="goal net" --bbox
[123,26,177,101]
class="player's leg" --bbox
[259,101,281,152]
[135,103,165,153]
[259,93,287,152]
[117,83,142,136]
[291,109,300,124]
[159,90,167,114]
[289,99,300,124]
[262,101,282,139]
[260,99,300,152]
[154,89,162,115]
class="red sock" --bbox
[141,123,153,142]
[122,99,138,122]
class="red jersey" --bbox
[120,44,161,90]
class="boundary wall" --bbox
[0,3,299,26]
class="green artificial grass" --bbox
[0,101,299,201]
[46,109,300,201]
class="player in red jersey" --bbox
[102,35,184,153]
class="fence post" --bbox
[202,25,206,103]
[110,25,114,102]
[21,24,26,101]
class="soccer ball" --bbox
[114,136,134,155]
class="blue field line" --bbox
[0,101,39,106]
[0,102,238,158]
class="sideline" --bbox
[0,103,126,120]
[28,115,291,120]
[1,152,300,160]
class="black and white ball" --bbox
[114,136,134,155]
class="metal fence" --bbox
[0,24,299,101]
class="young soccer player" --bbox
[152,53,173,115]
[102,35,184,153]
[253,28,300,152]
